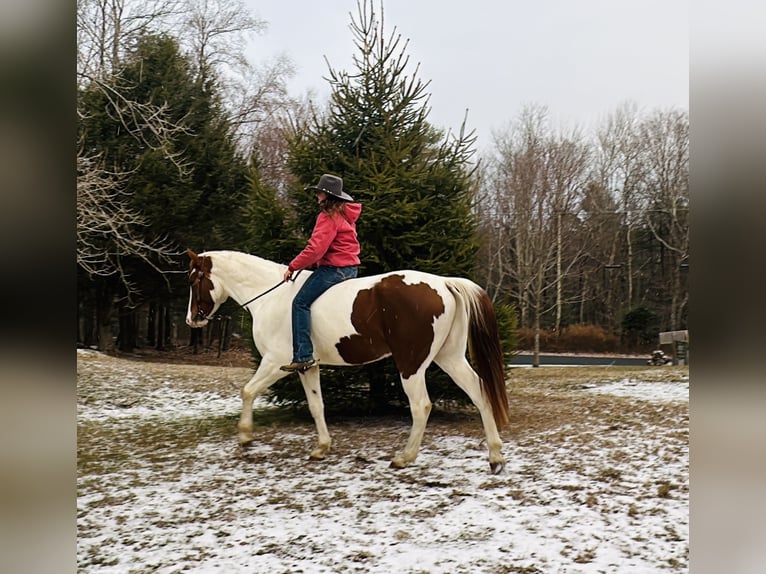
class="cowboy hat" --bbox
[305,173,354,202]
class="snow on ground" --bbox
[583,378,689,403]
[77,350,688,573]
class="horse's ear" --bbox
[187,248,198,262]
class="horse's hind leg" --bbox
[435,355,505,474]
[391,370,432,469]
[298,367,331,460]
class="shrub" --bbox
[558,324,620,353]
[516,324,620,353]
[621,306,659,349]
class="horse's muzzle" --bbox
[186,313,210,328]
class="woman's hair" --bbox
[321,196,349,222]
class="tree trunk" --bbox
[670,257,685,329]
[555,212,563,331]
[155,304,166,350]
[96,284,115,353]
[191,327,202,354]
[532,307,541,368]
[78,300,97,348]
[222,316,232,351]
[626,223,634,308]
[147,302,156,347]
[117,303,137,352]
[164,303,173,348]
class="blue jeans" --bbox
[291,265,358,362]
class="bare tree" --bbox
[227,56,297,152]
[486,106,548,329]
[638,109,690,328]
[179,0,298,153]
[76,0,289,272]
[484,106,545,363]
[183,0,266,81]
[593,101,646,312]
[474,160,508,303]
[78,0,294,154]
[590,104,689,330]
[544,128,591,331]
[77,0,185,79]
[77,0,195,177]
[76,151,177,284]
[77,0,192,299]
[480,105,591,363]
[476,103,689,350]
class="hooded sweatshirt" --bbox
[288,202,362,271]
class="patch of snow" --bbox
[77,387,246,422]
[586,378,689,403]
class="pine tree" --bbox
[270,1,485,412]
[289,3,478,277]
[78,32,251,350]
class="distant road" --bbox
[510,353,649,367]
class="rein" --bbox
[239,270,302,309]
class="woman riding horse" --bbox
[280,174,362,373]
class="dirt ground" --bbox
[77,350,688,573]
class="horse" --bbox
[185,249,510,473]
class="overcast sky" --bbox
[244,0,689,151]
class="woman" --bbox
[280,174,362,373]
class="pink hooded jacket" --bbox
[288,203,362,271]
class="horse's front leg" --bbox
[238,358,287,446]
[298,367,331,459]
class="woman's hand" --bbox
[283,269,294,282]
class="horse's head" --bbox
[185,249,225,328]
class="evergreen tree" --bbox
[78,32,251,350]
[270,1,488,412]
[289,4,478,277]
[242,159,305,263]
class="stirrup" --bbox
[298,360,318,373]
[280,359,317,373]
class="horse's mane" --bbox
[199,250,284,283]
[200,250,280,267]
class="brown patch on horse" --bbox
[187,250,214,317]
[188,250,213,276]
[336,274,445,378]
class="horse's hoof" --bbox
[489,461,506,475]
[238,436,255,448]
[389,458,407,469]
[309,450,327,460]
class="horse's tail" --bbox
[445,279,510,429]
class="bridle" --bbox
[189,268,214,323]
[189,266,302,322]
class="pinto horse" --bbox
[186,249,510,473]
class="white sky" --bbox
[244,0,689,150]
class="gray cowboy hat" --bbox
[305,173,354,202]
